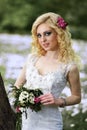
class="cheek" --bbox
[51,37,58,47]
[38,40,42,46]
[51,33,57,40]
[37,39,43,47]
[37,38,41,44]
[54,35,58,40]
[51,35,58,43]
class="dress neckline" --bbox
[32,57,62,77]
[33,64,59,77]
[31,54,69,77]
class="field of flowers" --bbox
[0,34,87,130]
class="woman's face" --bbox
[36,23,58,51]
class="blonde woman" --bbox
[15,12,81,130]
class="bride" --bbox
[14,12,81,130]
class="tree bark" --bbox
[0,73,16,130]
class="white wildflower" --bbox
[19,107,25,113]
[28,93,35,104]
[19,91,29,104]
[85,118,87,122]
[70,124,75,127]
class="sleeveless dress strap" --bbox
[26,53,39,66]
[65,62,76,77]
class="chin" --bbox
[44,48,51,51]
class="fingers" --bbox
[39,93,55,105]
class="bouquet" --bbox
[9,86,43,130]
[12,86,43,116]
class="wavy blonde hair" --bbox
[31,12,80,64]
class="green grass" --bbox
[0,65,6,78]
[62,109,87,130]
[84,66,87,74]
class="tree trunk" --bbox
[0,73,16,130]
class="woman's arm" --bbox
[14,64,26,88]
[64,64,81,106]
[39,64,81,107]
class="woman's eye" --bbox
[37,31,52,38]
[44,31,52,36]
[37,34,41,38]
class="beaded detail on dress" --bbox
[22,54,75,130]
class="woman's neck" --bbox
[45,50,59,60]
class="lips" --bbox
[43,43,49,48]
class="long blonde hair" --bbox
[31,12,80,64]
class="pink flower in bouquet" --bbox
[16,106,21,113]
[34,97,41,104]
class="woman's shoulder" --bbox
[65,62,79,76]
[26,53,39,64]
[27,53,36,58]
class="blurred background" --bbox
[0,0,87,130]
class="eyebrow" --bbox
[37,30,52,34]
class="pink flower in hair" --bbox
[57,17,68,29]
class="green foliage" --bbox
[0,65,6,78]
[0,2,35,33]
[0,0,87,39]
[62,109,87,130]
[70,26,87,40]
[16,113,22,130]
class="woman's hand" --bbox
[39,93,65,106]
[39,93,55,105]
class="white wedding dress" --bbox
[21,54,74,130]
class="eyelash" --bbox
[37,31,52,38]
[45,31,52,36]
[37,34,41,38]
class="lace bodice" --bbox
[24,54,70,97]
[22,54,74,130]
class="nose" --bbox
[41,35,46,42]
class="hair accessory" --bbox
[57,17,68,29]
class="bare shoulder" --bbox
[67,63,80,82]
[69,64,79,73]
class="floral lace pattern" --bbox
[22,54,74,130]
